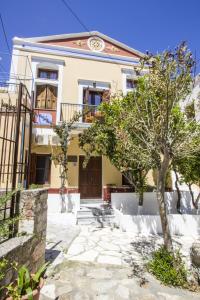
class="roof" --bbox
[14,31,144,58]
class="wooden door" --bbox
[79,156,102,199]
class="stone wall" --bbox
[0,188,48,299]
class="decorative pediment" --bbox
[39,32,142,59]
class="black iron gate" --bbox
[0,82,33,241]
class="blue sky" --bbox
[1,0,200,75]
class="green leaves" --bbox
[4,263,48,298]
[17,265,31,295]
[148,246,188,287]
[26,287,33,300]
[32,262,49,284]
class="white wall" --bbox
[114,210,200,237]
[111,192,200,215]
[48,193,80,213]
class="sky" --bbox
[0,0,200,75]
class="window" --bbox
[86,90,103,106]
[35,155,51,185]
[35,84,57,109]
[83,88,111,105]
[126,79,137,89]
[38,68,58,80]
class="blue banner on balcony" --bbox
[35,113,52,125]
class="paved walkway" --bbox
[41,220,200,300]
[65,226,157,267]
[41,259,200,300]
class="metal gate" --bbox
[0,82,33,241]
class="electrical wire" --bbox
[0,12,20,82]
[59,0,140,90]
[60,0,90,33]
[0,13,11,54]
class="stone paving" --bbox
[65,226,157,267]
[41,221,200,300]
[40,260,200,300]
[65,226,197,270]
[45,213,80,274]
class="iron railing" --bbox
[0,82,33,242]
[60,103,99,123]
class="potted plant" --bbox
[5,263,48,300]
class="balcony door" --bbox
[83,88,103,106]
[79,156,102,199]
[83,88,110,122]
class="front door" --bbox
[79,156,102,199]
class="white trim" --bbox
[13,42,140,67]
[13,31,144,57]
[78,80,110,105]
[31,57,64,123]
[121,68,148,95]
[122,68,135,95]
[31,56,65,65]
[56,63,63,123]
[9,48,19,84]
[78,80,110,123]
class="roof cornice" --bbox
[13,39,140,66]
[13,31,144,58]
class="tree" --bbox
[52,114,80,212]
[79,93,154,207]
[121,42,200,251]
[81,43,200,251]
[174,151,200,209]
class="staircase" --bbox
[76,201,115,226]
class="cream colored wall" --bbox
[102,156,122,187]
[17,48,130,189]
[31,137,122,189]
[15,49,133,99]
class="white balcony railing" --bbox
[60,103,101,123]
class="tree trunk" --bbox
[188,183,200,209]
[60,164,66,213]
[157,150,173,251]
[137,191,143,214]
[138,190,144,206]
[174,169,182,214]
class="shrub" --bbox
[148,246,188,287]
[29,183,42,189]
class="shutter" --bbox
[102,89,111,102]
[36,85,47,108]
[46,85,57,109]
[29,153,36,184]
[83,87,90,105]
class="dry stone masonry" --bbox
[0,188,48,299]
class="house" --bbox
[10,31,146,200]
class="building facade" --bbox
[10,31,146,200]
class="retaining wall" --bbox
[0,188,48,299]
[111,192,200,215]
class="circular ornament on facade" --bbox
[88,37,105,52]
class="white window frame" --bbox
[122,68,138,95]
[31,57,65,124]
[78,79,111,105]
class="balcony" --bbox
[60,103,101,124]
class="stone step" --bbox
[76,213,115,225]
[81,200,104,205]
[77,214,115,220]
[78,207,114,214]
[77,217,115,226]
